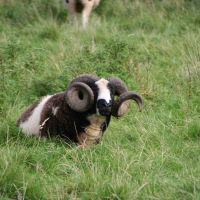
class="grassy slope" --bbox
[0,0,200,199]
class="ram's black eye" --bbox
[78,91,84,100]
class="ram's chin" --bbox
[97,110,111,116]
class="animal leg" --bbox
[82,4,93,29]
[68,1,78,29]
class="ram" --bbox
[17,74,143,146]
[65,0,100,29]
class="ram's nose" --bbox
[97,99,112,116]
[97,99,112,109]
[99,100,111,107]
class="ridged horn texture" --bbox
[111,91,143,117]
[65,74,99,112]
[107,77,143,117]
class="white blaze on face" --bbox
[95,78,111,114]
[95,78,111,102]
[19,95,52,135]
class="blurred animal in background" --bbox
[65,0,100,29]
[17,74,143,147]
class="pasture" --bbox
[0,0,199,199]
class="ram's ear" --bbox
[65,82,94,112]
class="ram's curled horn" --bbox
[70,74,99,84]
[65,74,99,112]
[111,91,143,117]
[107,77,143,117]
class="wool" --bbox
[17,74,143,146]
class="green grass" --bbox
[0,0,200,199]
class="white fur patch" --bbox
[95,78,111,102]
[19,95,52,135]
[52,106,59,116]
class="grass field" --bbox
[0,0,200,199]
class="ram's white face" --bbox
[95,78,112,116]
